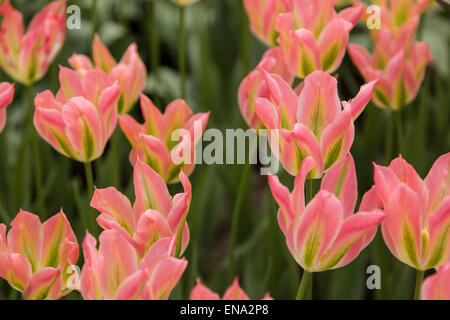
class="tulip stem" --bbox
[229,162,251,279]
[178,6,186,99]
[26,85,46,215]
[83,161,98,235]
[384,111,394,164]
[296,270,312,300]
[306,179,313,204]
[395,111,405,156]
[413,270,425,300]
[90,0,98,45]
[148,1,160,83]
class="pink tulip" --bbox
[34,67,120,162]
[360,0,433,39]
[421,262,450,300]
[374,153,450,270]
[243,0,290,46]
[269,155,385,272]
[275,0,363,78]
[190,278,273,300]
[91,159,192,257]
[80,230,187,300]
[69,34,147,114]
[0,0,66,84]
[119,95,209,183]
[255,70,376,177]
[0,210,79,300]
[348,28,433,110]
[238,47,294,130]
[0,82,14,133]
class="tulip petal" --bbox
[114,269,151,300]
[92,34,117,72]
[0,252,32,291]
[22,268,61,300]
[148,257,187,300]
[190,279,220,300]
[425,153,450,213]
[222,278,250,300]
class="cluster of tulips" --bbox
[0,0,448,300]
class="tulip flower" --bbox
[269,155,385,273]
[0,0,66,84]
[275,0,363,78]
[91,159,192,257]
[255,70,376,177]
[0,82,14,133]
[421,262,450,300]
[119,95,209,183]
[190,278,273,300]
[348,28,433,111]
[69,35,147,115]
[359,0,433,38]
[0,210,79,300]
[80,230,187,300]
[238,47,294,130]
[243,0,290,47]
[373,153,450,271]
[34,66,120,163]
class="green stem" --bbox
[229,162,251,278]
[26,85,46,215]
[395,111,405,156]
[90,0,98,45]
[83,161,98,235]
[414,270,425,300]
[178,6,186,99]
[385,111,394,164]
[84,161,94,201]
[148,1,160,81]
[296,270,313,300]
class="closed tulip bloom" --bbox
[90,159,192,257]
[238,47,294,130]
[119,95,209,183]
[0,0,66,84]
[374,153,450,270]
[69,35,146,114]
[421,262,450,300]
[190,278,273,300]
[0,82,14,133]
[275,0,363,78]
[80,231,187,300]
[34,67,120,163]
[269,155,385,272]
[349,29,433,111]
[255,70,376,177]
[0,210,79,300]
[243,0,290,46]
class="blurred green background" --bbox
[0,0,449,300]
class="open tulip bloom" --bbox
[0,210,79,300]
[119,94,209,183]
[349,28,433,111]
[421,262,450,300]
[69,35,147,115]
[255,70,376,178]
[373,153,450,271]
[275,0,363,78]
[34,66,120,163]
[190,278,273,300]
[91,160,192,258]
[80,230,187,300]
[0,0,66,84]
[0,82,14,133]
[269,155,385,274]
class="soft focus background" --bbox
[0,0,449,299]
